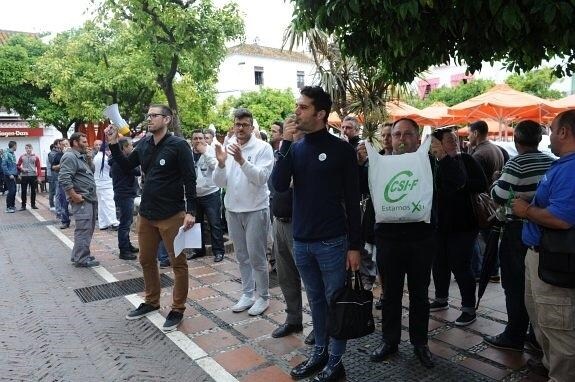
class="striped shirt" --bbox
[491,151,555,220]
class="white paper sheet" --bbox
[173,224,202,257]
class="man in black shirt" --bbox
[106,104,197,332]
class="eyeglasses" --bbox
[234,122,252,129]
[146,113,166,119]
[392,132,416,139]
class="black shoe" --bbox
[272,323,303,338]
[119,252,137,260]
[312,360,345,382]
[484,333,524,352]
[290,349,329,380]
[159,260,171,269]
[370,341,398,362]
[59,222,70,229]
[489,275,501,283]
[31,205,38,209]
[526,358,549,378]
[414,345,435,368]
[100,226,109,230]
[525,331,542,354]
[214,253,224,263]
[19,206,26,211]
[375,294,383,310]
[163,310,184,332]
[126,303,159,320]
[110,225,119,231]
[454,312,477,326]
[129,244,139,253]
[75,259,100,268]
[429,301,449,312]
[186,250,205,260]
[305,330,316,345]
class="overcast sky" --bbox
[2,0,294,48]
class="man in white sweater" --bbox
[93,142,120,230]
[214,108,275,316]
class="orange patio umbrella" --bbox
[449,84,561,139]
[456,119,514,139]
[386,100,421,120]
[404,102,468,127]
[550,94,575,109]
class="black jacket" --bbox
[109,157,140,201]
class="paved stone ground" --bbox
[0,191,548,381]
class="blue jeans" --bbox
[4,175,16,208]
[293,235,348,356]
[48,175,57,208]
[157,240,169,263]
[196,191,225,256]
[115,197,134,252]
[56,182,70,224]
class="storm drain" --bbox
[0,220,59,232]
[74,274,174,303]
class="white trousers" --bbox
[96,187,119,229]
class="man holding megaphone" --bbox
[105,104,197,332]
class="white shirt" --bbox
[193,145,219,197]
[213,136,274,213]
[93,151,114,189]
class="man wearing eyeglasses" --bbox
[213,108,275,316]
[106,104,197,332]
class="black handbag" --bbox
[538,227,575,289]
[327,270,375,340]
[470,192,497,229]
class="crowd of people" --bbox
[1,85,574,381]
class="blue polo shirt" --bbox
[522,152,575,247]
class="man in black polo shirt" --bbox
[106,104,197,332]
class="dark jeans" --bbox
[20,175,37,207]
[472,229,500,277]
[56,183,70,224]
[4,175,16,208]
[499,221,529,342]
[48,175,57,208]
[432,230,477,313]
[157,241,169,263]
[196,191,225,256]
[376,233,435,346]
[116,197,134,252]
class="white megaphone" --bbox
[103,104,131,136]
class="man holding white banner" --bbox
[367,118,437,369]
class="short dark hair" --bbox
[191,129,204,136]
[203,130,214,137]
[300,86,332,123]
[343,115,360,130]
[149,104,173,117]
[469,120,488,136]
[432,126,455,141]
[233,108,253,125]
[272,121,284,134]
[260,131,268,142]
[554,109,575,136]
[25,143,32,148]
[53,138,61,146]
[8,141,16,149]
[392,118,419,134]
[69,132,86,148]
[514,120,542,147]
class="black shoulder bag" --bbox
[327,270,375,340]
[538,227,575,289]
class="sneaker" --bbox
[119,252,137,260]
[429,301,449,312]
[489,275,501,283]
[6,207,15,213]
[248,297,269,316]
[484,333,524,352]
[75,259,100,268]
[50,207,56,212]
[454,312,477,326]
[162,310,184,332]
[126,303,160,320]
[231,295,255,312]
[159,260,171,269]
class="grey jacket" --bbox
[58,149,97,203]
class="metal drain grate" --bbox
[0,220,59,232]
[74,274,174,303]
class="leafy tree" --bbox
[406,79,495,108]
[505,68,563,99]
[0,34,74,134]
[98,0,244,136]
[214,88,296,134]
[290,0,575,83]
[35,21,158,133]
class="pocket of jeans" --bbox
[535,295,575,330]
[321,236,346,247]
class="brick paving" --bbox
[0,191,548,381]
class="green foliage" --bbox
[405,79,495,108]
[290,0,575,83]
[99,0,244,135]
[214,88,296,134]
[505,68,563,99]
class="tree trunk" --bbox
[163,80,181,137]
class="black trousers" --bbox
[376,233,435,346]
[20,176,37,207]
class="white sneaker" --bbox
[248,297,269,316]
[49,207,56,212]
[231,295,255,312]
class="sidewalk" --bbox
[2,191,546,381]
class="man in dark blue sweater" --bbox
[272,86,361,382]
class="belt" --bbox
[276,217,291,223]
[529,246,540,252]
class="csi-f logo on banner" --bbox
[383,170,423,213]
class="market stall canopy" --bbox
[550,94,575,109]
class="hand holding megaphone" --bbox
[103,104,131,136]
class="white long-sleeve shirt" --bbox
[194,146,220,197]
[93,151,114,189]
[213,136,274,213]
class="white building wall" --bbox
[216,53,316,102]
